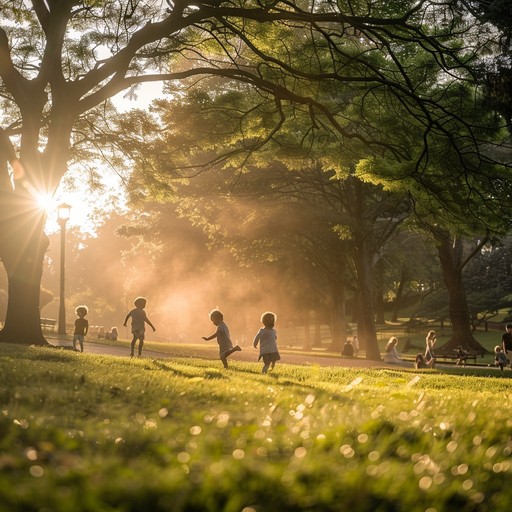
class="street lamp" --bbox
[57,203,71,335]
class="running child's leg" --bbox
[221,357,229,368]
[138,337,144,357]
[225,345,242,358]
[130,336,137,357]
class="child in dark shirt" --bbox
[73,305,89,353]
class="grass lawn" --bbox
[0,343,511,511]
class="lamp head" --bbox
[57,202,71,224]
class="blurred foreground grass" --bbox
[0,343,511,511]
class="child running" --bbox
[253,311,280,374]
[72,305,89,353]
[123,297,156,357]
[202,309,241,368]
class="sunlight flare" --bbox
[35,191,58,214]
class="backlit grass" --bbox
[0,344,510,511]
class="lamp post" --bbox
[57,203,71,335]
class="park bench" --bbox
[40,318,57,332]
[434,352,479,365]
[400,351,481,365]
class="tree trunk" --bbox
[375,258,385,324]
[302,309,311,351]
[329,281,347,352]
[391,265,407,322]
[351,291,359,324]
[312,311,322,348]
[0,192,49,345]
[435,234,487,355]
[354,245,381,361]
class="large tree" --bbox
[353,45,512,354]
[0,0,508,345]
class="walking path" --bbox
[47,336,414,369]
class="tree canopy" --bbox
[0,0,510,356]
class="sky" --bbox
[42,168,128,237]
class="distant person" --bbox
[123,297,156,358]
[105,327,118,341]
[502,324,512,367]
[425,330,437,368]
[253,311,280,374]
[415,353,429,369]
[383,336,402,363]
[341,339,354,357]
[202,309,241,368]
[352,335,359,357]
[494,345,508,372]
[72,305,89,353]
[453,345,468,366]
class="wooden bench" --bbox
[40,318,57,332]
[435,353,479,364]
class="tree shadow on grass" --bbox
[149,358,226,380]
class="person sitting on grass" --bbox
[341,339,354,357]
[415,353,429,369]
[105,327,118,341]
[383,336,402,364]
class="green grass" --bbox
[1,343,511,511]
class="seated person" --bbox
[494,345,507,372]
[415,353,428,369]
[453,345,468,366]
[105,327,118,341]
[383,336,402,363]
[341,339,354,357]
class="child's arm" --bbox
[84,320,89,336]
[202,332,217,341]
[145,317,156,332]
[122,313,130,327]
[253,332,260,348]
